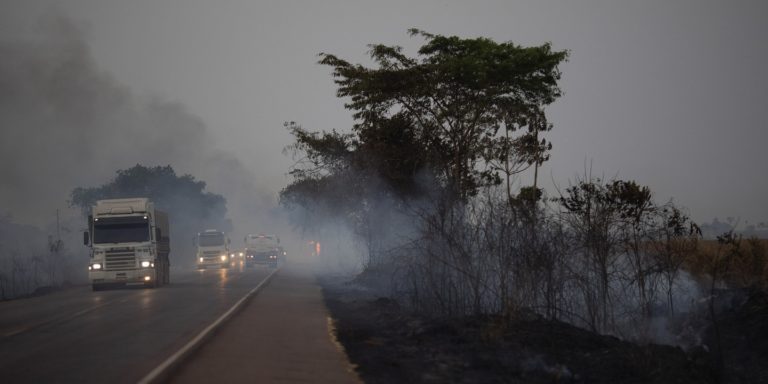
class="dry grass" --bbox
[685,238,768,289]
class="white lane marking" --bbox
[136,268,280,384]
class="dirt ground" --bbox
[321,278,719,384]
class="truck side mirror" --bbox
[83,231,90,246]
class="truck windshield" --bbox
[93,218,150,244]
[199,233,225,247]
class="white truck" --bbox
[243,234,283,267]
[84,198,170,290]
[195,229,231,269]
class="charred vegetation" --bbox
[283,30,766,382]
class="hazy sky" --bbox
[2,0,767,226]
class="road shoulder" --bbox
[169,262,361,384]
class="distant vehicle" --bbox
[243,234,283,268]
[306,240,321,257]
[229,249,245,266]
[84,198,170,290]
[195,229,231,269]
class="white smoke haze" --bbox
[0,14,300,287]
[0,9,752,356]
[290,165,722,348]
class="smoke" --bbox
[0,13,298,276]
[0,14,280,238]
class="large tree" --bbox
[282,30,568,267]
[318,29,568,200]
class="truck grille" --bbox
[105,249,136,271]
[202,251,221,261]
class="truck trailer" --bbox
[84,198,170,290]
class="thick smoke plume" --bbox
[0,15,290,290]
[0,15,276,230]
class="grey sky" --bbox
[2,0,767,226]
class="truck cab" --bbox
[84,198,170,290]
[195,229,231,269]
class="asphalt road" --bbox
[0,265,272,384]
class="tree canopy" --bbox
[70,164,231,249]
[317,29,568,199]
[283,30,568,231]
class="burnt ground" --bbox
[703,289,768,383]
[321,279,717,384]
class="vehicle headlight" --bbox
[199,257,204,262]
[92,263,102,270]
[220,255,227,261]
[238,252,244,257]
[141,261,151,268]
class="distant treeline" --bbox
[0,164,230,300]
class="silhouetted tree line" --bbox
[282,30,766,342]
[70,164,231,267]
[0,165,232,299]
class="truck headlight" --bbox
[238,252,244,257]
[220,255,227,261]
[92,263,102,270]
[199,257,204,262]
[141,261,151,268]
